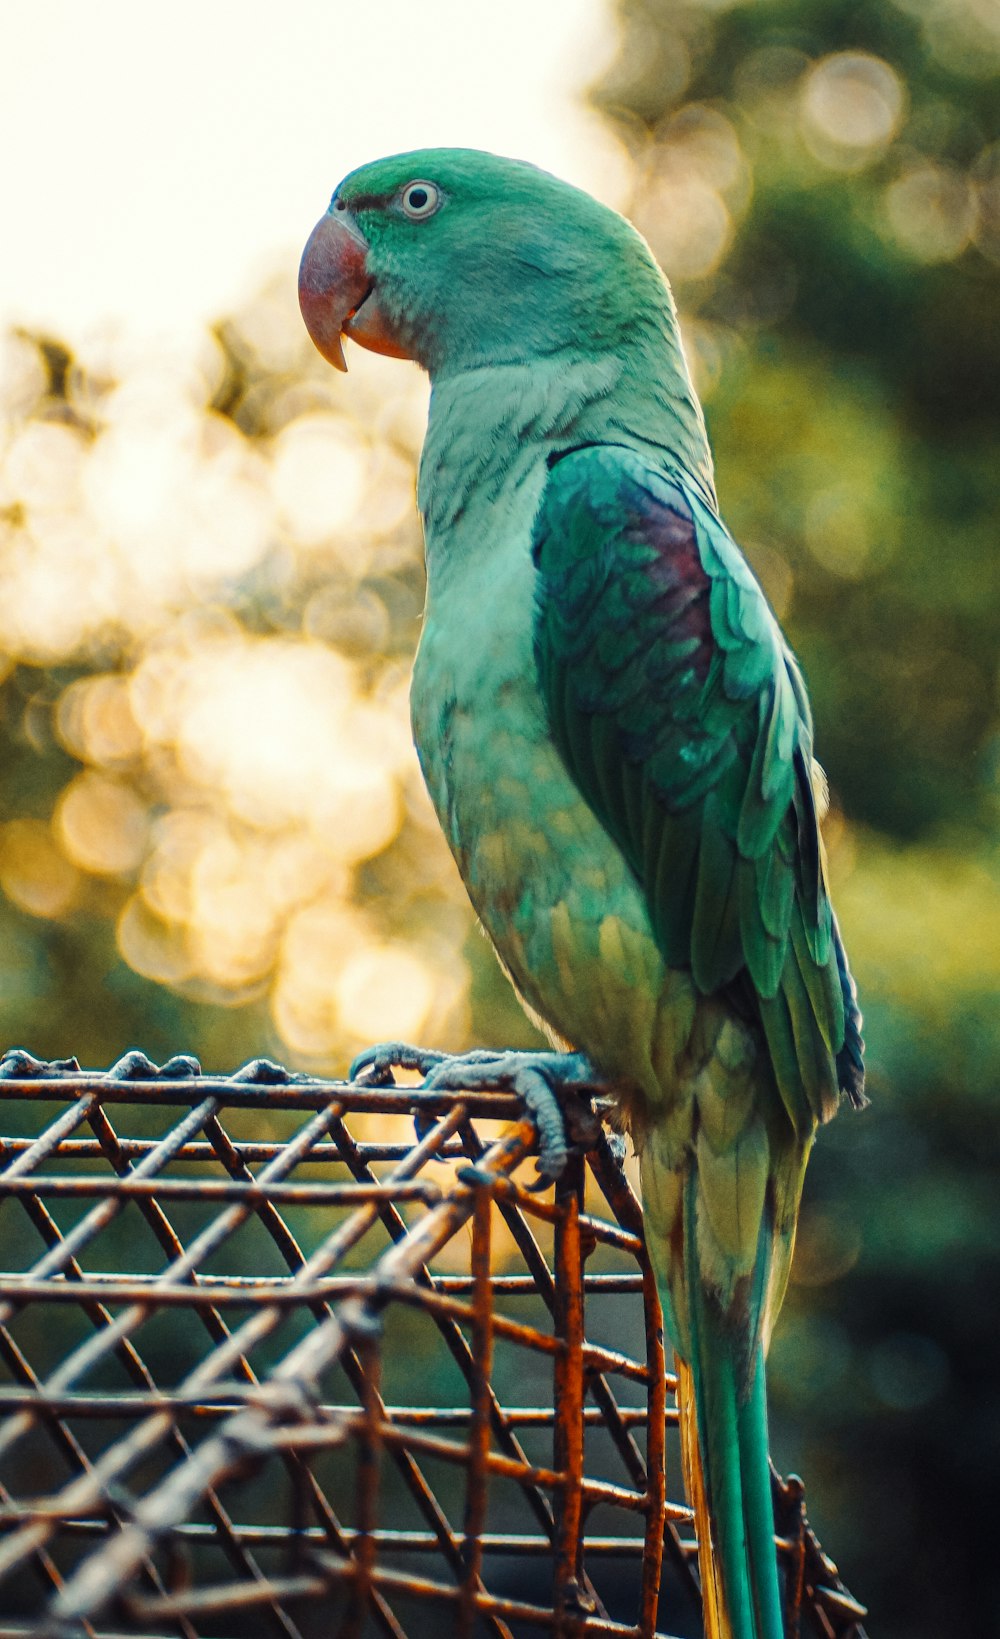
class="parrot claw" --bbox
[350,1041,450,1086]
[351,1043,604,1182]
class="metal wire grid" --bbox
[0,1053,868,1639]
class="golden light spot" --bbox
[0,516,103,661]
[56,675,143,766]
[139,810,219,924]
[0,334,47,420]
[226,277,306,376]
[271,976,344,1061]
[269,413,368,549]
[638,175,732,282]
[272,900,376,1058]
[185,832,283,988]
[1,421,87,514]
[0,819,81,919]
[356,446,417,538]
[131,634,406,859]
[85,406,273,594]
[335,943,438,1046]
[637,103,747,283]
[801,52,905,169]
[658,104,746,195]
[886,163,976,262]
[117,895,194,986]
[56,773,149,877]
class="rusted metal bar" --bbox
[0,1135,467,1164]
[586,1132,705,1612]
[0,1516,660,1555]
[341,1118,566,1553]
[82,1096,307,1636]
[0,1092,267,1639]
[40,1116,527,1630]
[0,1173,445,1206]
[124,1554,687,1639]
[638,1224,667,1634]
[0,1272,647,1307]
[0,1093,98,1174]
[456,1104,670,1590]
[0,1075,527,1118]
[458,1185,496,1637]
[0,1097,371,1595]
[552,1159,588,1634]
[0,1065,868,1639]
[342,1327,381,1639]
[0,1389,652,1427]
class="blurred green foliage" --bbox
[0,0,997,1634]
[592,1,1000,1633]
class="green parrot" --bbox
[298,149,865,1639]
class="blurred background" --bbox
[1,1,998,1634]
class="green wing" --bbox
[532,444,864,1131]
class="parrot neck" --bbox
[418,334,716,551]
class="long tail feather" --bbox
[682,1175,784,1639]
[677,1358,730,1639]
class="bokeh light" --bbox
[800,52,905,170]
[0,291,468,1066]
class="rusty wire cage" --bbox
[0,1050,868,1639]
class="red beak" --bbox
[298,211,372,372]
[299,208,410,372]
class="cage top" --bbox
[0,1050,867,1638]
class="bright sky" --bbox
[1,0,624,342]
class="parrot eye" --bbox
[400,181,441,221]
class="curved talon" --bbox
[524,1170,556,1194]
[159,1054,202,1079]
[417,1047,602,1180]
[350,1041,448,1084]
[230,1057,303,1085]
[0,1049,83,1080]
[0,1050,49,1080]
[520,1064,569,1179]
[349,1043,605,1180]
[107,1051,160,1082]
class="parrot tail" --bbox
[679,1174,785,1639]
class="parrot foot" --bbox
[350,1043,603,1182]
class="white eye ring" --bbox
[400,180,441,220]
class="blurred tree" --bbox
[590,2,1000,1634]
[0,310,481,1087]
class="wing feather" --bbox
[532,444,863,1120]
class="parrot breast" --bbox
[411,388,680,1108]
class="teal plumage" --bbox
[299,148,866,1639]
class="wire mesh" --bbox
[0,1049,868,1638]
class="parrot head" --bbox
[298,147,670,378]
